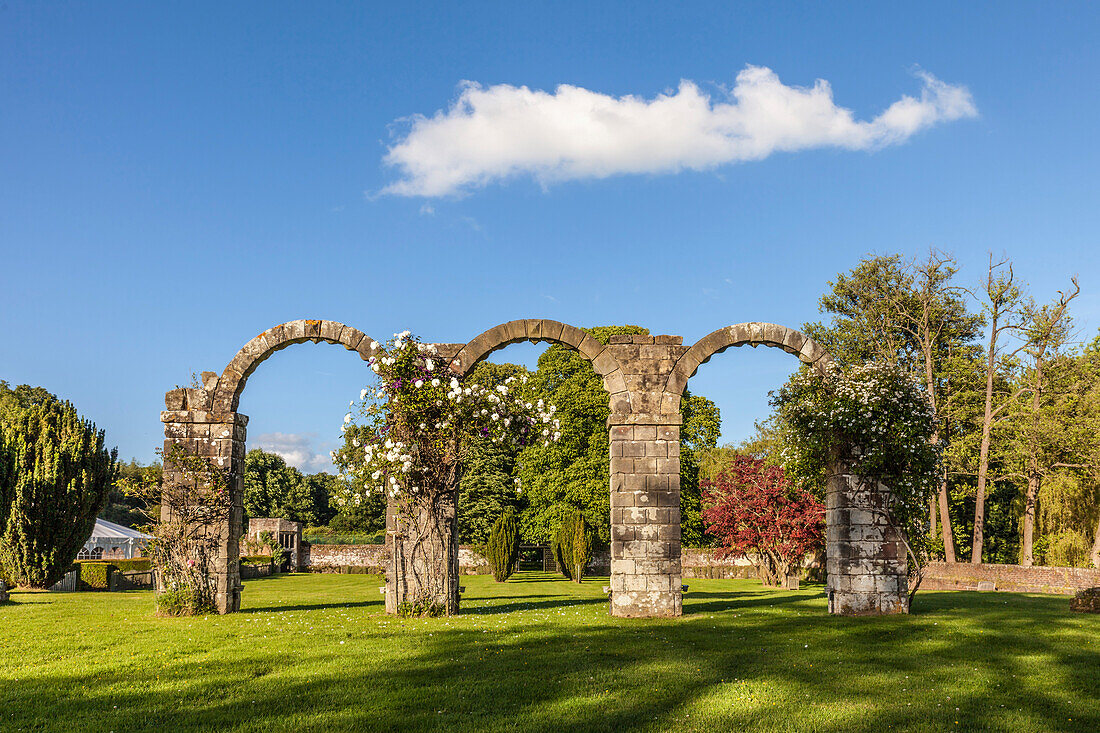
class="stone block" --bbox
[1070,587,1100,613]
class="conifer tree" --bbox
[0,383,117,587]
[571,514,592,583]
[485,510,520,582]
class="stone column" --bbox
[609,419,683,617]
[161,380,247,615]
[825,469,909,615]
[386,484,460,615]
[605,334,688,618]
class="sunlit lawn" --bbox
[1,571,1097,732]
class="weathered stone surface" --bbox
[1070,587,1100,613]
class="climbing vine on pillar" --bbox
[334,331,559,615]
[773,361,941,595]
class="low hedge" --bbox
[77,562,116,590]
[241,555,274,566]
[303,530,385,545]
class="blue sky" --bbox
[2,2,1098,472]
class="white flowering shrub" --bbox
[332,331,559,614]
[773,361,942,584]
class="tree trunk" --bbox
[929,499,938,546]
[922,329,956,563]
[1090,513,1100,569]
[938,479,956,563]
[972,313,999,564]
[1021,463,1040,567]
[1020,369,1043,567]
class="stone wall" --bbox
[922,562,1100,595]
[305,543,490,574]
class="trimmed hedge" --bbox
[77,562,116,590]
[302,530,385,545]
[241,555,274,566]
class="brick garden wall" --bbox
[922,562,1100,595]
[305,543,749,578]
[304,544,492,574]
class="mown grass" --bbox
[1,572,1097,732]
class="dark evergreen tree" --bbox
[0,382,117,587]
[484,510,520,582]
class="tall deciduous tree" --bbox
[0,382,117,587]
[1010,279,1079,566]
[971,255,1026,562]
[805,252,982,562]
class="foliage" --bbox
[336,331,558,614]
[773,361,941,590]
[102,459,160,529]
[244,449,337,527]
[571,514,592,583]
[77,562,116,590]
[121,444,231,615]
[302,528,386,545]
[702,457,824,586]
[515,326,642,544]
[552,509,589,581]
[484,510,520,582]
[0,382,118,587]
[679,391,721,546]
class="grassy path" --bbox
[1,572,1097,732]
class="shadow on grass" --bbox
[7,578,1097,733]
[462,596,607,615]
[8,597,1098,733]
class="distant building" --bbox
[247,518,304,570]
[78,518,151,560]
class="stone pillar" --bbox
[826,469,909,615]
[608,419,683,617]
[386,485,460,615]
[605,334,688,618]
[161,379,247,615]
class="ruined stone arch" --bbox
[211,319,382,413]
[448,319,630,413]
[663,322,832,405]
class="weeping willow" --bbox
[1035,471,1100,567]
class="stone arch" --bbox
[449,319,629,413]
[664,322,832,404]
[211,319,381,413]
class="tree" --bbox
[1015,279,1080,565]
[970,255,1027,563]
[102,459,161,529]
[484,510,520,582]
[243,449,336,526]
[679,391,720,546]
[702,456,824,587]
[571,514,592,583]
[516,326,647,544]
[805,252,983,562]
[0,382,117,588]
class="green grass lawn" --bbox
[1,572,1097,732]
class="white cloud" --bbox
[253,432,335,474]
[382,66,976,198]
